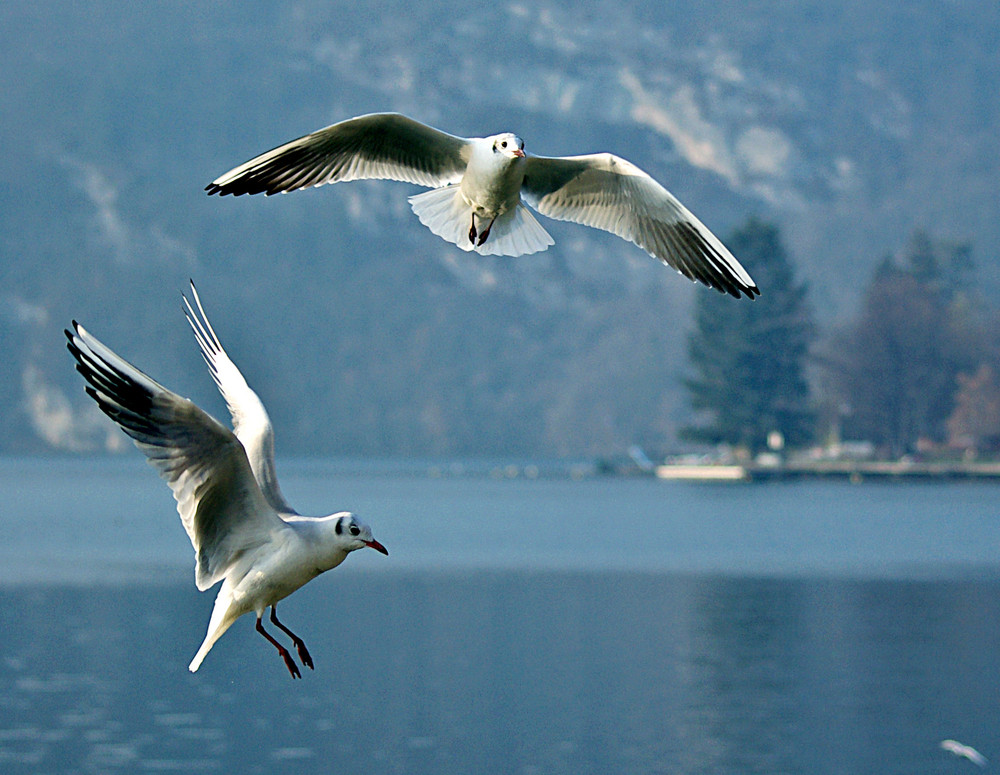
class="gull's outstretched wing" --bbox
[522,153,759,299]
[205,112,471,196]
[66,322,283,590]
[182,281,296,516]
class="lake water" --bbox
[1,457,999,774]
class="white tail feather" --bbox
[408,186,474,251]
[408,187,554,257]
[188,581,245,672]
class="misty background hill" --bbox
[2,0,998,457]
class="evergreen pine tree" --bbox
[683,219,815,454]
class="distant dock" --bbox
[654,459,1000,482]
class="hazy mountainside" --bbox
[2,0,998,456]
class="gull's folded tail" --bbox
[189,583,244,672]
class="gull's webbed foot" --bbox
[269,605,313,672]
[476,216,497,246]
[257,613,302,679]
[280,647,302,679]
[293,639,314,671]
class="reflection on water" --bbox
[3,458,999,772]
[2,572,999,774]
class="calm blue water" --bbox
[1,457,999,774]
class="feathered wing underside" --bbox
[522,154,759,298]
[65,323,282,590]
[206,112,471,196]
[183,282,297,516]
[408,186,554,257]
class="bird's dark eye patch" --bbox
[335,518,344,535]
[501,141,508,148]
[349,524,361,537]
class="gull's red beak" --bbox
[365,539,389,556]
[513,148,525,158]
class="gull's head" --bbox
[490,132,525,159]
[332,512,388,555]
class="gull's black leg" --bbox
[270,605,313,670]
[256,615,300,679]
[469,213,478,244]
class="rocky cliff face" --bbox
[2,0,997,455]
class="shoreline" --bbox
[654,459,1000,481]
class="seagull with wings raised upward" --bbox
[206,112,759,299]
[65,282,387,678]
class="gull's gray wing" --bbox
[66,322,283,591]
[522,153,759,299]
[205,112,471,196]
[183,281,297,516]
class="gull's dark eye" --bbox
[349,524,361,537]
[501,140,508,148]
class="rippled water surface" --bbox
[1,458,998,774]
